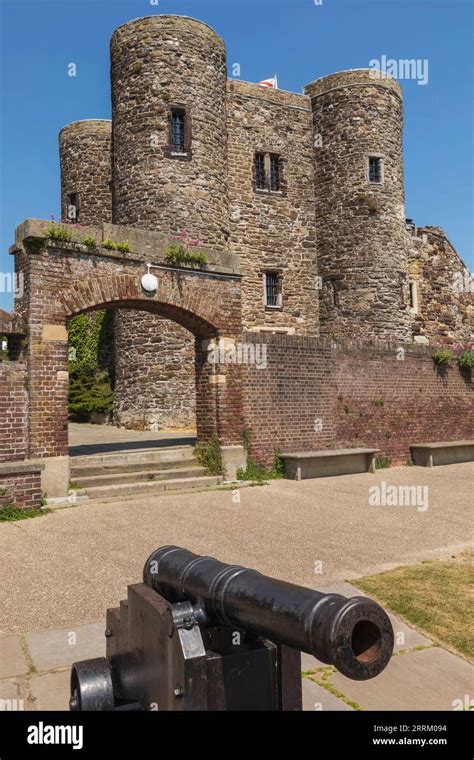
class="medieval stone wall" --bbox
[109,15,231,430]
[59,120,112,226]
[55,16,471,433]
[112,311,195,430]
[408,226,473,345]
[227,81,318,335]
[305,70,411,342]
[241,333,473,468]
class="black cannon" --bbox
[70,546,394,711]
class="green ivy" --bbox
[237,429,284,482]
[68,311,114,419]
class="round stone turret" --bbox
[59,120,112,226]
[305,70,411,342]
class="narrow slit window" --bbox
[171,109,186,153]
[368,156,383,184]
[409,281,418,313]
[255,153,266,190]
[265,271,281,307]
[67,192,78,222]
[269,154,281,191]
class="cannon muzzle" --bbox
[144,545,393,681]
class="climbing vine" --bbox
[68,311,114,420]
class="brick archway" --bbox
[60,274,235,338]
[12,221,245,498]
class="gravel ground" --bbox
[0,462,472,635]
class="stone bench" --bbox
[281,448,380,481]
[410,441,474,467]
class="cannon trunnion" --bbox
[70,546,394,711]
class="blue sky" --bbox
[0,0,472,311]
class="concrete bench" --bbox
[281,448,380,480]
[410,441,474,467]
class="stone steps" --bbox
[75,475,222,500]
[70,445,195,471]
[71,457,196,478]
[69,444,221,500]
[72,465,207,489]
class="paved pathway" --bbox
[1,463,472,634]
[69,422,196,457]
[1,582,471,711]
[1,453,472,711]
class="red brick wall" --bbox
[0,361,28,462]
[242,334,473,467]
[0,471,42,510]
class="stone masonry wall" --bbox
[60,120,112,226]
[408,226,473,345]
[227,80,319,335]
[113,310,196,430]
[305,71,411,342]
[242,333,473,467]
[110,16,230,430]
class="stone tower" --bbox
[59,119,112,226]
[109,15,230,430]
[305,70,411,342]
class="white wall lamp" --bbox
[141,263,159,293]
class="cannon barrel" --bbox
[144,545,394,681]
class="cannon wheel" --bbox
[70,657,115,711]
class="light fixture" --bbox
[141,264,158,293]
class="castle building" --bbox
[59,15,472,430]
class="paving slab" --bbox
[331,647,474,711]
[0,679,24,710]
[29,671,70,711]
[0,635,28,679]
[302,678,353,711]
[26,623,105,672]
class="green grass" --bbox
[0,505,52,522]
[356,552,474,660]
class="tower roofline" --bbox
[111,15,225,45]
[59,119,111,136]
[304,68,402,99]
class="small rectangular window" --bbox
[255,153,266,190]
[264,271,281,308]
[269,154,281,191]
[67,192,78,222]
[171,109,186,153]
[368,156,383,183]
[409,281,418,313]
